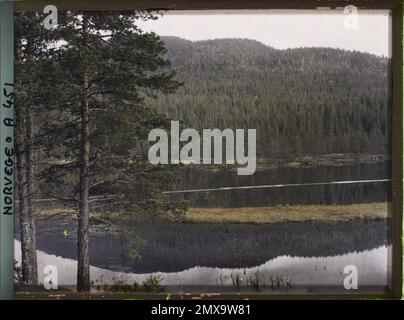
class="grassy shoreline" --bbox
[185,203,389,224]
[35,202,389,225]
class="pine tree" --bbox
[15,10,76,285]
[14,12,59,285]
[41,11,184,291]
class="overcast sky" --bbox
[137,10,391,57]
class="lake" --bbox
[14,162,392,292]
[26,217,391,274]
[15,217,392,292]
[171,162,389,207]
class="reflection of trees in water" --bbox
[29,216,390,274]
[173,163,389,207]
[126,219,390,273]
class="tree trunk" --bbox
[25,104,38,284]
[15,40,38,285]
[16,143,37,284]
[77,13,91,292]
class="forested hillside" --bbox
[147,36,390,158]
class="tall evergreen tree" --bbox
[41,11,183,291]
[14,12,62,285]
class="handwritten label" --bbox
[2,82,14,215]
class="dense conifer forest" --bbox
[147,36,391,158]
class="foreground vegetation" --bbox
[185,203,389,224]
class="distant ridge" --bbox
[150,36,390,157]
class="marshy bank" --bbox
[185,203,389,224]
